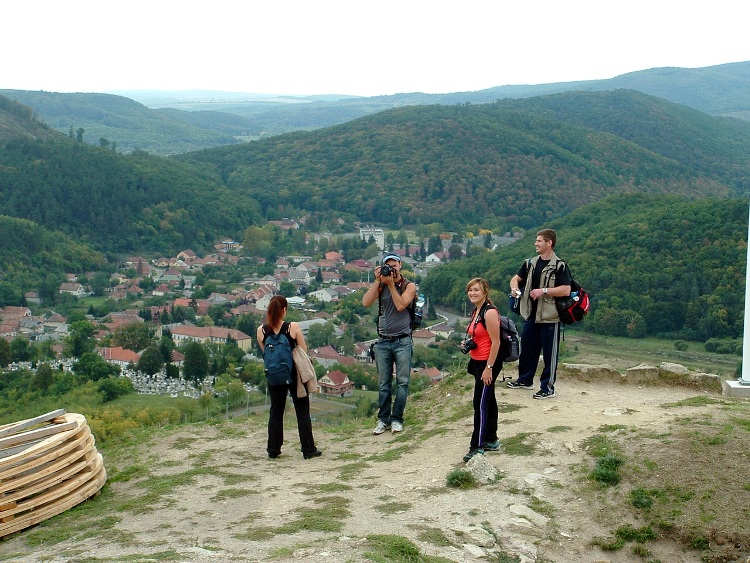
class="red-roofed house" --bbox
[99,346,140,368]
[309,345,345,368]
[318,370,355,397]
[170,325,253,351]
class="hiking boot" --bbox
[303,449,322,459]
[484,440,501,451]
[391,421,403,434]
[507,380,533,389]
[463,448,484,462]
[533,389,556,399]
[373,420,391,435]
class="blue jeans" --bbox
[374,336,413,424]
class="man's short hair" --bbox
[537,229,557,248]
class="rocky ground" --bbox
[0,366,746,563]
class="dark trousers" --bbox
[267,379,316,456]
[517,319,561,392]
[468,358,501,449]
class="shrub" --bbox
[591,454,623,486]
[446,469,476,488]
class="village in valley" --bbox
[0,221,520,402]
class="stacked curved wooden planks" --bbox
[0,410,107,538]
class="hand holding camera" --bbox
[460,337,477,354]
[379,264,393,277]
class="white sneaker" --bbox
[373,420,390,435]
[391,421,403,434]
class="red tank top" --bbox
[468,305,492,360]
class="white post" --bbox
[742,204,750,385]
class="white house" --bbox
[309,288,338,303]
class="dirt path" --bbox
[0,375,732,562]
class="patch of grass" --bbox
[630,488,655,509]
[528,496,555,517]
[410,525,455,547]
[216,471,257,486]
[276,496,351,534]
[502,432,540,456]
[301,482,353,494]
[369,444,411,462]
[375,501,412,513]
[446,469,476,489]
[364,534,453,563]
[335,452,361,460]
[337,461,370,481]
[593,525,657,552]
[590,454,624,486]
[547,425,573,433]
[210,488,254,501]
[107,463,151,484]
[498,403,525,414]
[661,396,721,408]
[268,546,295,558]
[597,424,626,433]
[616,525,657,543]
[231,527,276,541]
[582,434,622,458]
[731,416,750,431]
[496,552,522,563]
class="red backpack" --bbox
[555,277,590,324]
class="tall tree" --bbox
[137,346,164,375]
[0,339,11,367]
[183,341,209,383]
[65,321,96,358]
[113,322,152,351]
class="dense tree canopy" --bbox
[421,193,749,341]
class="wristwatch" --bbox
[486,365,493,369]
[543,288,548,294]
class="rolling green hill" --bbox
[0,90,239,155]
[0,97,262,254]
[0,215,107,302]
[175,90,748,231]
[4,61,750,156]
[421,193,748,340]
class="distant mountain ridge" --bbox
[174,90,749,230]
[2,60,750,155]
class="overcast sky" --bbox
[4,1,749,97]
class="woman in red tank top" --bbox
[462,278,502,462]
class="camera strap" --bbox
[466,300,491,338]
[377,277,409,334]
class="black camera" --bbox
[460,337,477,354]
[380,264,394,277]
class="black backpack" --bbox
[262,322,294,386]
[476,302,521,363]
[554,262,590,324]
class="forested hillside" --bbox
[422,193,747,340]
[0,90,239,154]
[176,90,747,232]
[5,61,750,155]
[0,97,262,254]
[0,216,106,304]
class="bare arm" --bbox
[256,325,265,351]
[482,308,501,385]
[289,322,307,351]
[388,280,417,312]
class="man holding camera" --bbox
[362,253,416,434]
[507,229,571,399]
